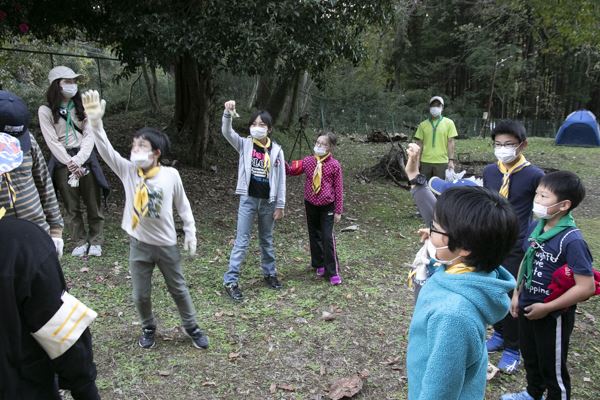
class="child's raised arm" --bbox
[221,100,244,153]
[82,90,130,179]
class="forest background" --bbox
[2,0,600,164]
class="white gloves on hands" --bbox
[52,237,64,259]
[184,235,197,256]
[445,168,466,182]
[82,90,106,128]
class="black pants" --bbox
[519,307,575,400]
[305,200,339,278]
[493,243,524,350]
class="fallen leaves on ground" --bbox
[328,370,369,399]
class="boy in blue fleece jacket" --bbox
[407,186,519,400]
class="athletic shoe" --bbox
[184,326,209,349]
[138,327,156,349]
[225,283,244,301]
[71,243,88,257]
[486,331,504,352]
[498,348,521,374]
[500,390,545,400]
[330,275,342,285]
[87,245,102,257]
[264,275,283,290]
[316,267,325,277]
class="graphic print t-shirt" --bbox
[519,224,593,307]
[248,142,271,199]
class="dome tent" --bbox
[555,110,600,147]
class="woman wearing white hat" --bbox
[38,66,109,257]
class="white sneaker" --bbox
[71,244,88,257]
[88,244,102,257]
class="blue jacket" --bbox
[406,264,515,400]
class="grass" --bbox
[57,113,600,399]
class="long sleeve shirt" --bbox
[38,105,95,166]
[286,155,344,214]
[0,134,63,237]
[92,123,195,246]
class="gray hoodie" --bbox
[221,113,286,209]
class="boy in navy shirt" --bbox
[483,120,544,373]
[501,171,595,400]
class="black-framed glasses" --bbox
[493,142,519,149]
[429,221,449,237]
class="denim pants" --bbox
[129,237,197,330]
[224,195,277,285]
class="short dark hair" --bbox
[132,127,171,161]
[248,110,273,131]
[491,120,527,143]
[539,171,586,211]
[435,186,519,272]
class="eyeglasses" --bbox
[429,221,449,237]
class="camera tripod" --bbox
[289,112,312,160]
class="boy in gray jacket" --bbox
[222,100,286,301]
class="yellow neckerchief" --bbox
[445,262,476,274]
[312,152,331,194]
[252,137,271,174]
[0,172,17,220]
[132,166,160,229]
[497,154,530,198]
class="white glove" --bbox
[68,173,80,187]
[52,237,64,259]
[445,168,466,182]
[183,235,197,256]
[82,90,106,128]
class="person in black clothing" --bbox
[0,132,99,399]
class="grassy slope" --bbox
[58,113,600,399]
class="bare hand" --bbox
[273,208,284,220]
[448,160,455,170]
[405,143,421,181]
[417,228,429,242]
[523,302,550,320]
[67,159,80,173]
[334,213,341,224]
[510,293,520,318]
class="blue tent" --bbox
[555,110,600,147]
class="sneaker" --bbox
[138,326,156,349]
[500,390,544,400]
[184,326,209,349]
[316,267,325,277]
[486,331,504,352]
[329,275,342,285]
[498,348,521,374]
[71,243,88,257]
[88,244,102,257]
[225,283,244,301]
[264,275,283,290]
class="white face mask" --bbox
[430,106,442,118]
[130,151,154,169]
[314,146,327,157]
[430,245,462,266]
[494,146,518,164]
[532,201,563,219]
[250,126,268,140]
[60,83,78,99]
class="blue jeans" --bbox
[224,195,277,285]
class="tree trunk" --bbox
[284,72,301,128]
[174,54,213,167]
[142,63,160,114]
[254,74,272,109]
[266,75,293,123]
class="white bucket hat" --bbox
[48,66,83,84]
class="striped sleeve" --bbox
[29,135,64,236]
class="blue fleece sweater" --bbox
[406,264,515,400]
